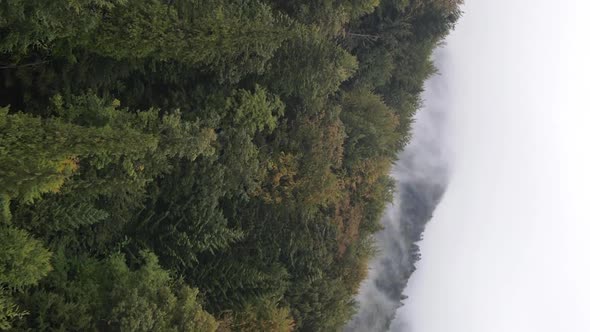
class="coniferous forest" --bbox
[0,1,461,330]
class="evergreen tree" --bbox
[0,0,462,329]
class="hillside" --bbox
[0,1,460,330]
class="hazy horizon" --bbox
[347,49,452,331]
[395,0,590,331]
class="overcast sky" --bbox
[396,0,590,331]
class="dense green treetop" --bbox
[0,0,461,330]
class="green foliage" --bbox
[287,276,356,331]
[341,88,400,165]
[0,0,125,56]
[13,251,219,331]
[0,0,461,330]
[13,195,108,241]
[92,0,293,83]
[0,226,52,290]
[268,0,379,35]
[0,103,157,202]
[0,226,52,330]
[264,27,358,103]
[0,194,10,224]
[227,296,294,332]
[353,45,395,89]
[0,289,26,331]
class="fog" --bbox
[351,0,590,331]
[346,51,452,331]
[397,0,590,331]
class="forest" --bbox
[0,0,460,331]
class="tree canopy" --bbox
[0,0,461,330]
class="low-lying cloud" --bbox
[346,50,451,332]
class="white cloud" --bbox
[397,0,590,331]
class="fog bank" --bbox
[346,50,451,331]
[397,0,590,331]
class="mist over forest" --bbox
[0,1,460,330]
[347,54,450,331]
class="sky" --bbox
[395,0,590,331]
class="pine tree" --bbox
[92,0,294,82]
